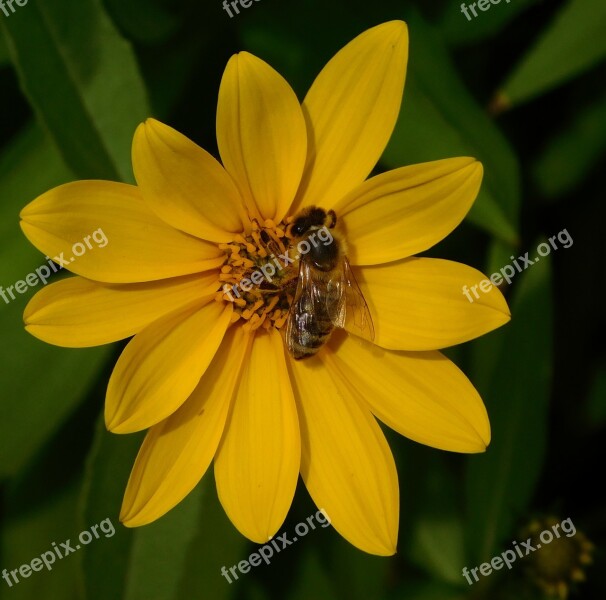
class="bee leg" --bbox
[326,210,337,229]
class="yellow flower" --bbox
[20,21,510,556]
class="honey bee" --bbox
[285,206,375,360]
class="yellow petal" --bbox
[121,326,251,527]
[20,180,224,283]
[293,21,408,212]
[132,119,248,242]
[217,52,307,223]
[336,158,483,265]
[215,328,300,543]
[354,258,510,351]
[106,299,232,433]
[24,272,219,347]
[288,348,399,556]
[328,332,490,452]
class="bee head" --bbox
[289,207,336,238]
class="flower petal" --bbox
[121,326,251,527]
[293,21,408,212]
[288,348,399,556]
[215,328,300,543]
[106,299,232,434]
[20,180,224,283]
[354,258,510,351]
[336,158,483,265]
[329,332,490,452]
[132,119,248,242]
[217,52,307,223]
[24,272,219,348]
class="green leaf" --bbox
[79,417,142,600]
[102,0,179,43]
[485,239,519,277]
[0,122,113,479]
[533,89,606,199]
[497,0,606,108]
[241,582,272,600]
[1,478,82,600]
[287,549,339,600]
[175,484,248,600]
[123,482,203,600]
[0,316,113,479]
[327,536,391,600]
[438,0,538,46]
[0,31,9,67]
[466,247,553,565]
[437,0,539,46]
[80,417,246,600]
[0,0,150,182]
[382,8,520,244]
[407,455,466,586]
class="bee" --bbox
[285,206,374,360]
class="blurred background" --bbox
[0,0,604,598]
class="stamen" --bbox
[216,216,299,331]
[265,295,280,313]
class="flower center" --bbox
[214,217,299,332]
[521,517,594,598]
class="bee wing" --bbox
[285,259,324,355]
[327,258,375,342]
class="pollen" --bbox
[214,217,298,332]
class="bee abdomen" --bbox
[291,317,334,360]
